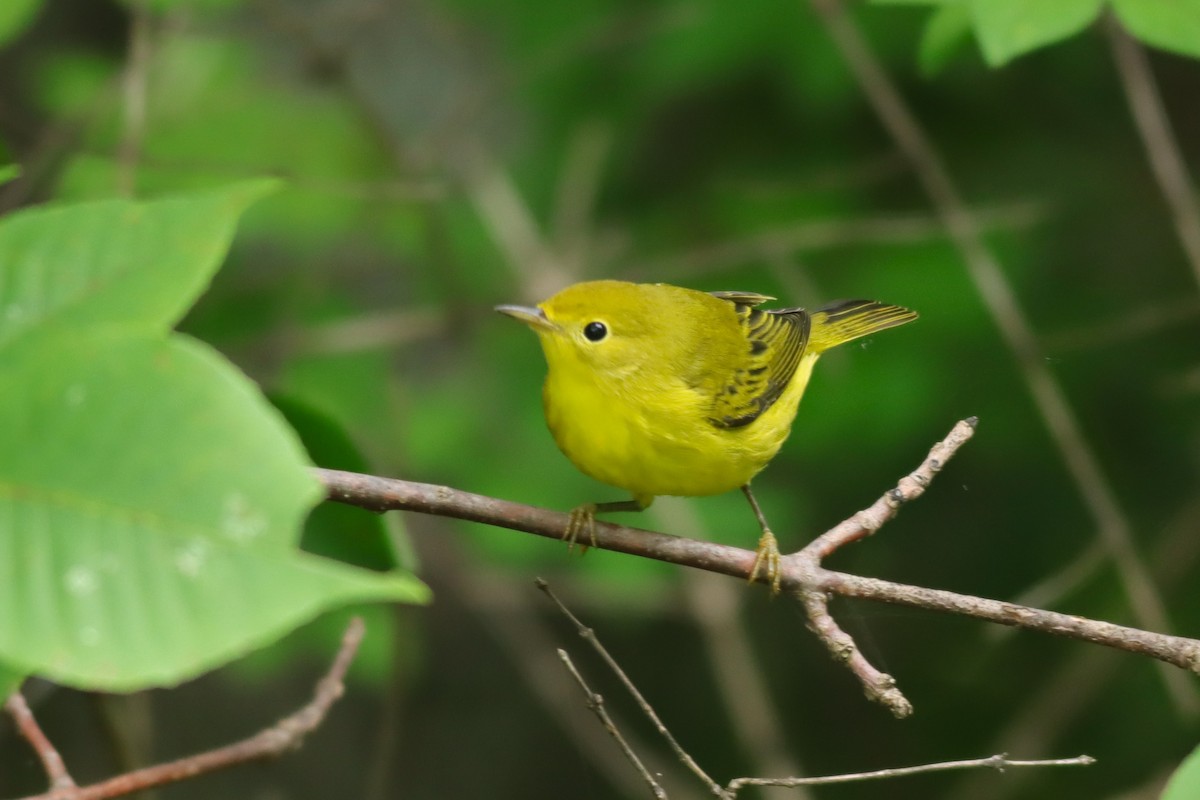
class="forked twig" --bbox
[537,579,724,796]
[7,618,366,800]
[539,578,1097,797]
[555,649,668,799]
[805,0,1196,714]
[317,419,1200,717]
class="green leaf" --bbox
[0,180,277,350]
[1113,0,1200,60]
[0,0,41,47]
[0,163,18,186]
[920,2,973,74]
[0,331,427,690]
[1163,745,1200,800]
[0,183,427,690]
[967,0,1104,65]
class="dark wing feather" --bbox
[708,290,776,306]
[706,294,810,429]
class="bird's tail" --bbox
[807,300,918,354]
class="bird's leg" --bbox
[742,484,781,595]
[564,498,646,552]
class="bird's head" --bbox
[495,280,663,379]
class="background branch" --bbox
[537,579,725,796]
[806,0,1196,715]
[541,577,1096,797]
[7,619,366,800]
[726,754,1096,792]
[554,648,668,799]
[1107,15,1200,292]
[3,695,74,792]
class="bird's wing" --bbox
[708,290,776,305]
[706,293,811,429]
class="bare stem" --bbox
[9,618,366,800]
[1107,15,1200,292]
[555,649,669,800]
[116,2,152,197]
[5,694,76,791]
[537,579,726,797]
[726,753,1095,792]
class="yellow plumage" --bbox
[497,280,916,592]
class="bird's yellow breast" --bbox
[542,347,817,503]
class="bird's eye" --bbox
[583,321,608,342]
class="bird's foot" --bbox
[749,529,782,596]
[564,503,598,553]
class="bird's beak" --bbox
[495,304,558,332]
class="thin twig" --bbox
[635,204,1044,282]
[5,694,76,791]
[116,1,152,197]
[540,579,1094,796]
[551,120,612,277]
[1107,15,1200,292]
[458,141,572,300]
[537,579,726,797]
[660,500,810,800]
[793,418,1197,715]
[555,648,669,800]
[807,0,1196,715]
[9,618,366,800]
[438,548,669,800]
[1044,297,1200,354]
[725,753,1095,792]
[316,418,1200,718]
[791,418,978,716]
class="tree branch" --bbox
[7,618,366,800]
[804,0,1197,714]
[726,753,1096,792]
[553,648,668,800]
[4,695,75,792]
[316,418,1200,717]
[1106,15,1200,294]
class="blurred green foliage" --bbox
[2,0,1200,798]
[0,0,42,48]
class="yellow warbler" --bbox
[497,280,917,592]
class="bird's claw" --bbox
[749,529,782,595]
[564,504,599,553]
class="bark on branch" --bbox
[315,418,1200,717]
[7,619,365,800]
